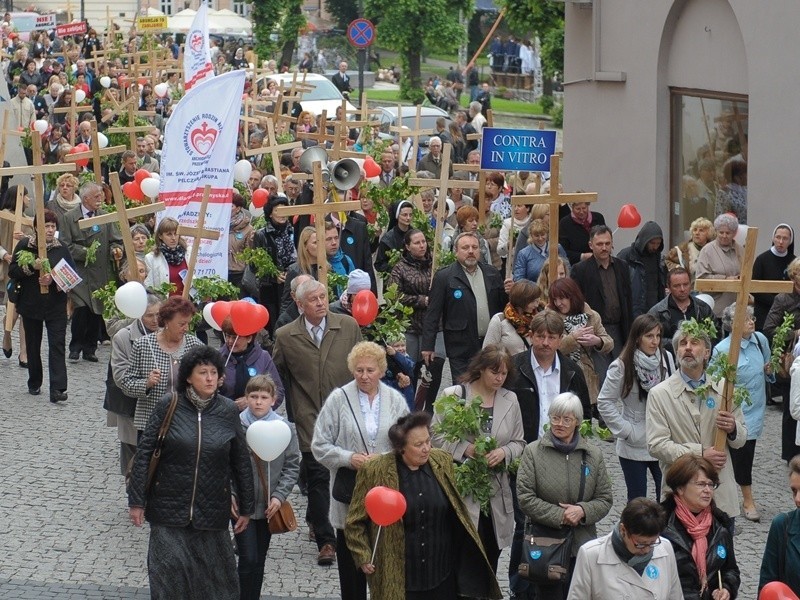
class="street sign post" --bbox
[347,18,376,109]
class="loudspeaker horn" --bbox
[330,159,361,190]
[298,146,329,178]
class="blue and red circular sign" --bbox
[347,19,375,48]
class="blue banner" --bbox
[480,128,557,172]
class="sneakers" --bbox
[316,543,336,566]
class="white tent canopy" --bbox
[166,8,252,35]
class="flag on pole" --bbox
[183,2,214,91]
[158,69,246,281]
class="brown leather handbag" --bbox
[253,452,297,534]
[126,392,180,495]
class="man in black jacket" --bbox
[648,267,715,352]
[506,309,590,599]
[331,61,352,96]
[421,231,509,381]
[340,212,378,294]
[571,224,633,357]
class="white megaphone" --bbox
[298,146,331,182]
[329,158,361,190]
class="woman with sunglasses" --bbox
[661,454,740,600]
[568,497,683,599]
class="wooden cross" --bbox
[272,162,360,288]
[451,163,487,224]
[106,94,157,150]
[62,121,127,182]
[242,118,302,196]
[0,111,27,167]
[1,187,32,330]
[390,105,432,172]
[176,185,222,299]
[695,227,793,450]
[78,173,166,283]
[510,155,597,283]
[408,144,452,278]
[296,111,338,148]
[51,89,90,145]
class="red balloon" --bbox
[760,582,800,600]
[210,301,233,327]
[363,156,381,178]
[351,290,379,326]
[617,204,642,229]
[252,188,269,209]
[122,181,144,201]
[365,486,407,526]
[229,301,270,336]
[134,169,151,185]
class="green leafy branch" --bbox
[92,281,123,320]
[543,420,612,440]
[702,351,751,408]
[84,240,101,266]
[15,250,36,268]
[191,275,240,302]
[327,272,349,301]
[236,247,279,279]
[770,313,795,373]
[362,283,412,344]
[679,316,718,342]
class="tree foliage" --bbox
[497,0,564,80]
[364,0,472,100]
[325,0,360,30]
[249,0,307,66]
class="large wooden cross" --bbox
[242,118,302,196]
[176,186,222,299]
[390,105,433,172]
[695,227,793,450]
[1,187,32,331]
[511,155,597,283]
[105,94,157,150]
[272,162,360,288]
[51,89,90,145]
[62,121,127,182]
[78,173,166,283]
[408,143,453,278]
[0,132,75,292]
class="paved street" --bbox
[0,321,792,599]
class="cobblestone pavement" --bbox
[0,322,790,598]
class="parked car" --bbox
[376,105,452,154]
[255,72,357,120]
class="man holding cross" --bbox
[59,182,123,362]
[646,320,746,522]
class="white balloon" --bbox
[96,132,109,149]
[233,159,252,183]
[74,89,86,103]
[114,281,148,319]
[140,177,160,198]
[246,420,292,461]
[695,293,715,312]
[100,76,111,89]
[249,202,264,218]
[154,82,169,98]
[33,120,49,134]
[202,303,222,331]
[71,64,77,73]
[148,172,160,182]
[733,224,750,247]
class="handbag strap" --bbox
[145,391,179,492]
[577,449,587,503]
[341,387,369,454]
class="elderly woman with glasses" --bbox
[661,454,740,600]
[568,498,683,599]
[713,302,772,523]
[516,392,613,599]
[695,213,742,318]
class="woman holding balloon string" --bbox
[218,315,284,412]
[345,411,502,600]
[235,374,300,600]
[312,341,410,600]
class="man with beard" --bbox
[646,320,747,525]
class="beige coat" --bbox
[432,385,525,548]
[694,240,742,317]
[646,371,746,517]
[568,531,685,600]
[272,313,363,451]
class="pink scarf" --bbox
[571,210,593,233]
[674,495,713,592]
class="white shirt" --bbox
[530,351,561,438]
[357,389,381,452]
[304,316,327,343]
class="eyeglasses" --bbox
[549,416,576,426]
[628,535,662,550]
[690,480,719,490]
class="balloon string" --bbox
[141,319,157,363]
[370,525,382,565]
[223,335,239,368]
[266,461,271,523]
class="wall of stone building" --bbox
[563,0,800,250]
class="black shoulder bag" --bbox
[518,448,587,584]
[331,388,369,505]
